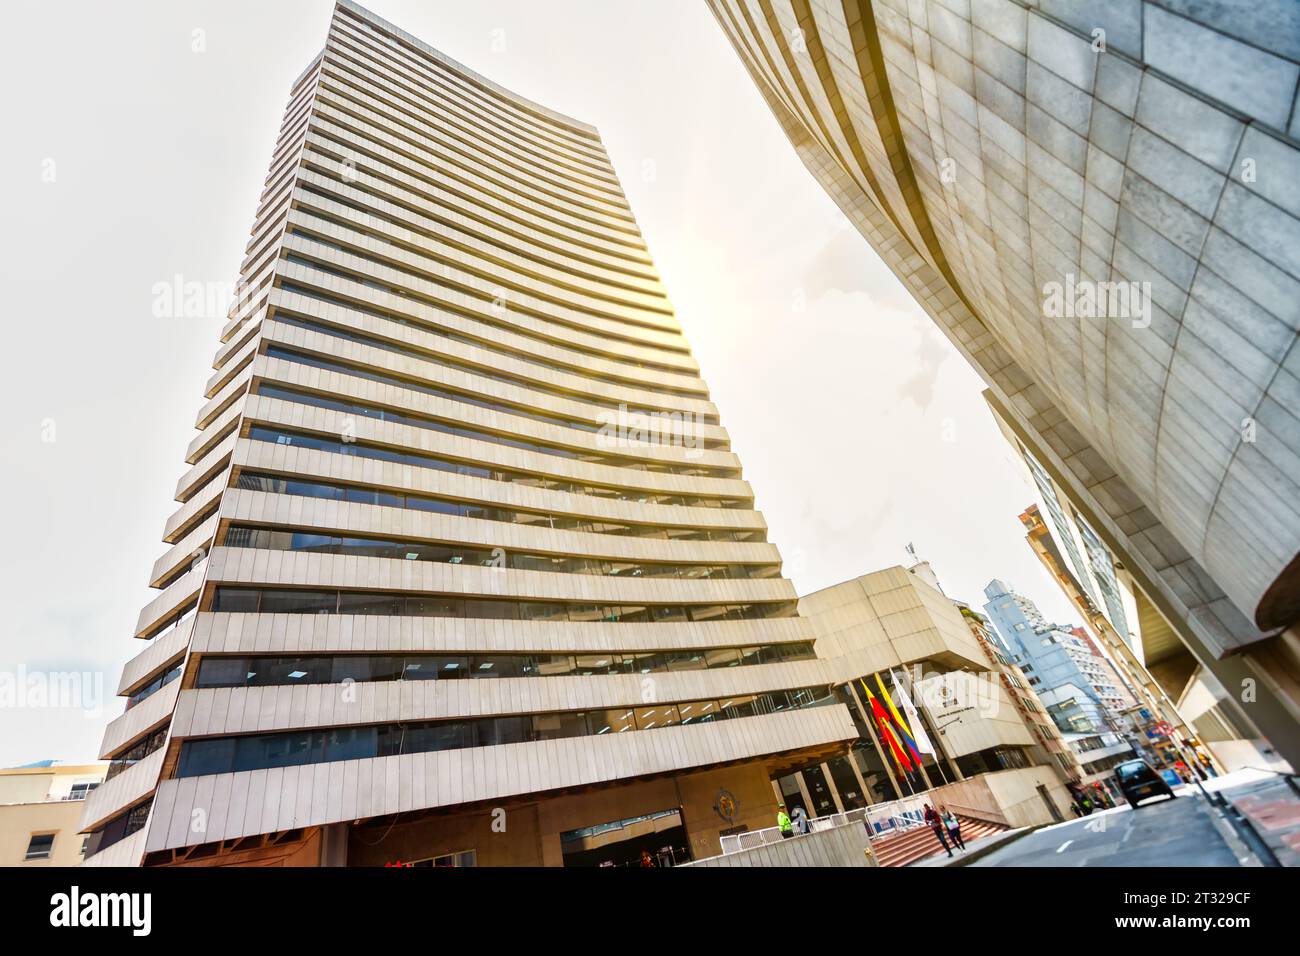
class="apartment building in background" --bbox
[1016,495,1275,773]
[1,762,107,867]
[708,0,1300,769]
[954,601,1084,787]
[983,578,1136,790]
[79,0,859,867]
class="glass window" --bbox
[179,737,236,777]
[702,647,742,668]
[477,716,532,747]
[324,726,376,762]
[212,588,260,613]
[665,650,707,672]
[332,656,382,684]
[634,705,680,730]
[241,731,320,771]
[197,656,251,688]
[418,656,468,679]
[468,600,519,620]
[650,606,689,624]
[587,709,636,735]
[677,700,718,725]
[719,695,760,720]
[405,496,461,516]
[470,655,524,679]
[338,592,404,616]
[259,590,335,614]
[397,722,470,755]
[521,655,575,677]
[406,596,462,617]
[258,656,332,685]
[517,602,568,623]
[532,711,588,741]
[575,654,621,676]
[614,605,652,623]
[24,834,55,861]
[629,651,665,673]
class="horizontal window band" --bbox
[194,641,817,689]
[242,426,751,508]
[220,524,781,580]
[233,471,762,542]
[209,586,798,624]
[174,684,839,778]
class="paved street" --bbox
[973,787,1256,867]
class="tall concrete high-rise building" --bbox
[708,0,1300,766]
[79,1,857,867]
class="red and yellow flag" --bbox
[861,679,913,772]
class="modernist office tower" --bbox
[80,1,856,866]
[709,0,1300,766]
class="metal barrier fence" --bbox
[720,795,933,854]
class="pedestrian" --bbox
[924,803,952,857]
[941,807,966,851]
[639,848,655,868]
[791,805,811,834]
[777,803,794,839]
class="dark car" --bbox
[1114,759,1177,808]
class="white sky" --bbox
[0,0,1081,767]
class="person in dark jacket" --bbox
[941,807,966,850]
[924,803,952,857]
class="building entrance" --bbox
[560,808,692,868]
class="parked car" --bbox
[1114,759,1177,808]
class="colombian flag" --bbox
[861,679,913,773]
[875,673,925,766]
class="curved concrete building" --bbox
[708,0,1300,765]
[80,0,857,866]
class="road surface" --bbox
[973,787,1256,867]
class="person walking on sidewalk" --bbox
[941,807,966,851]
[924,803,952,857]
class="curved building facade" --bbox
[708,0,1300,764]
[80,0,857,866]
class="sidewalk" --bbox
[909,828,1028,867]
[1211,769,1300,867]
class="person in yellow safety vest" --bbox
[777,803,793,839]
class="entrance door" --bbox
[559,808,693,868]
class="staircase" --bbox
[870,815,1008,867]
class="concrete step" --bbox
[871,815,1007,867]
